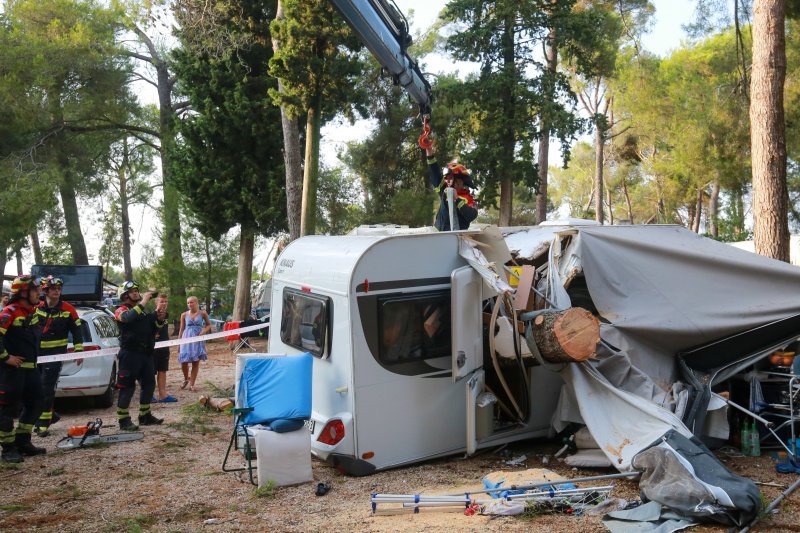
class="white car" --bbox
[56,307,119,408]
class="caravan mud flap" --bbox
[329,453,377,477]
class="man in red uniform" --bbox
[0,275,46,462]
[35,276,83,437]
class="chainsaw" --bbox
[56,418,144,450]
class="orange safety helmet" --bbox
[443,162,475,188]
[10,274,38,297]
[40,275,64,291]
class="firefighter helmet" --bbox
[118,280,139,300]
[10,274,38,297]
[40,275,64,291]
[443,162,475,188]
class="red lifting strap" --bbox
[418,115,434,150]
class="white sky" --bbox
[7,0,697,277]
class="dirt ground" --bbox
[1,340,798,532]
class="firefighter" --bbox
[425,145,478,231]
[115,281,167,430]
[34,276,83,437]
[0,275,46,462]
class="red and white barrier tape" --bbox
[36,322,269,364]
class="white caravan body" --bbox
[268,229,563,475]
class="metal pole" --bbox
[446,187,459,231]
[739,475,800,533]
[445,471,640,497]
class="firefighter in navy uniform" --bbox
[424,145,478,231]
[0,275,46,463]
[35,276,83,437]
[115,281,167,431]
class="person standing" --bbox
[152,293,176,403]
[0,293,9,311]
[425,145,478,231]
[0,275,46,462]
[34,276,83,437]
[178,296,212,393]
[115,281,167,431]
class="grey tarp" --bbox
[504,225,796,525]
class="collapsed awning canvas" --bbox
[503,224,800,526]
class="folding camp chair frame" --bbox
[222,407,259,485]
[231,337,257,354]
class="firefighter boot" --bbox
[138,413,163,426]
[15,434,46,456]
[1,443,23,463]
[119,417,139,431]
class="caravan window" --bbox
[378,291,451,364]
[280,288,331,358]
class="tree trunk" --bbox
[300,91,322,236]
[119,160,133,280]
[531,307,600,363]
[59,171,89,265]
[156,61,187,298]
[204,236,212,313]
[687,201,696,230]
[606,184,614,225]
[622,176,634,224]
[498,10,518,226]
[29,231,42,265]
[272,1,303,242]
[0,243,6,281]
[750,0,789,261]
[15,249,23,275]
[594,127,605,225]
[232,225,255,321]
[692,188,703,233]
[709,181,720,238]
[536,27,558,225]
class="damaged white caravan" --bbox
[268,223,800,488]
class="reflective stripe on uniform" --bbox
[20,362,35,369]
[41,339,69,349]
[140,404,151,414]
[0,351,7,361]
[15,423,34,435]
[0,430,13,443]
[39,411,53,421]
[117,408,129,419]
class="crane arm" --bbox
[330,0,432,115]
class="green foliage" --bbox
[254,479,276,498]
[171,0,287,241]
[268,0,367,122]
[315,166,365,235]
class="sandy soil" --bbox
[0,340,797,532]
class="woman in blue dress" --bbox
[178,296,212,392]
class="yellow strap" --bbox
[20,361,36,369]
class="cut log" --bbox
[199,396,234,411]
[531,307,599,363]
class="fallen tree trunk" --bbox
[531,307,599,363]
[199,396,234,411]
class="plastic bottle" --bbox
[749,421,761,457]
[741,419,752,456]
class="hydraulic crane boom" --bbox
[330,0,432,115]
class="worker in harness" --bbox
[0,275,46,462]
[115,281,167,431]
[421,123,478,231]
[34,275,83,437]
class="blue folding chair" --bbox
[222,353,312,484]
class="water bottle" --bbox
[749,421,761,457]
[741,419,752,456]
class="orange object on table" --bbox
[223,321,241,342]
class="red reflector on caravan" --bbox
[301,286,311,292]
[317,419,345,446]
[364,279,369,293]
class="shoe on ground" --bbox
[17,441,46,456]
[119,417,139,431]
[34,426,50,438]
[1,446,23,463]
[151,396,158,403]
[158,395,178,403]
[138,413,164,426]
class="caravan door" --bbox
[451,266,482,381]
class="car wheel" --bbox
[95,363,117,408]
